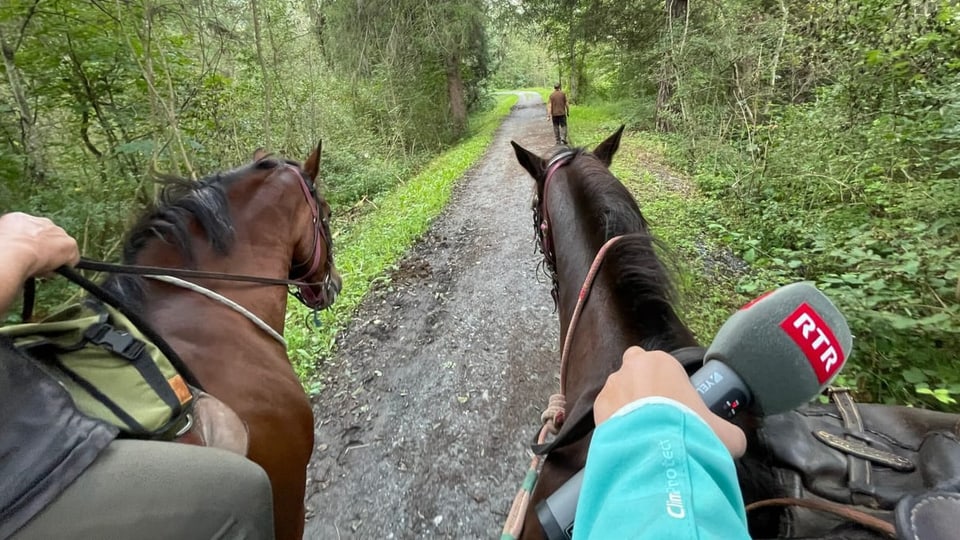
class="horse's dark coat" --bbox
[512,128,698,539]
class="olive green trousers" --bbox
[12,440,274,540]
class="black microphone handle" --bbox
[536,360,752,540]
[690,360,752,419]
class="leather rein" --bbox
[75,258,317,288]
[504,152,627,539]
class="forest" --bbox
[1,0,957,409]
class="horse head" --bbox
[251,143,342,311]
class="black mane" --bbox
[561,147,690,350]
[102,169,245,307]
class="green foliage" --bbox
[488,30,554,89]
[505,0,960,409]
[324,0,490,148]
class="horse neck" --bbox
[136,216,296,332]
[554,244,638,405]
[549,181,696,396]
[550,183,637,362]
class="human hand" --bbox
[594,346,748,458]
[0,212,80,278]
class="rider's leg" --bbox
[13,440,275,540]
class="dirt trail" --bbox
[303,92,561,539]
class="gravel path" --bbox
[303,92,561,539]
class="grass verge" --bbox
[285,94,519,387]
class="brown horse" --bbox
[511,127,700,539]
[103,143,341,540]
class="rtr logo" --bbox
[780,303,845,384]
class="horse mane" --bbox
[102,170,243,308]
[564,148,687,349]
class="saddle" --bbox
[176,390,249,456]
[528,344,960,540]
[741,388,960,540]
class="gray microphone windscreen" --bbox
[704,282,852,415]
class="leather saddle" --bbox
[175,390,249,456]
[742,389,960,540]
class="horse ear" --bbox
[304,140,322,184]
[253,147,270,162]
[593,125,625,167]
[511,141,545,183]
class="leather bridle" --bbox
[536,150,576,276]
[285,165,336,308]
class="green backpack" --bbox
[0,268,196,439]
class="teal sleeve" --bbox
[572,399,750,540]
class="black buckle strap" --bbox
[83,323,145,362]
[80,319,189,437]
[56,267,203,391]
[828,387,880,506]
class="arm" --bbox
[0,213,80,314]
[546,99,552,119]
[573,348,750,539]
[573,399,750,539]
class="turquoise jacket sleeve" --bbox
[573,397,750,540]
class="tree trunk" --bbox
[446,53,467,137]
[655,60,674,132]
[120,2,195,179]
[569,61,581,103]
[655,0,687,132]
[250,0,272,147]
[771,0,788,89]
[567,33,579,103]
[555,49,563,88]
[0,26,47,182]
[308,0,328,64]
[64,40,138,177]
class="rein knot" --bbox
[541,393,566,434]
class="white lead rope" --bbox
[145,275,287,348]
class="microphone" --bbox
[536,282,852,540]
[692,281,851,418]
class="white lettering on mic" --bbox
[660,439,686,519]
[695,371,723,396]
[790,311,839,373]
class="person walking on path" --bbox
[547,83,569,145]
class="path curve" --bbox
[304,92,561,539]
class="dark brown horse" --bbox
[511,127,700,539]
[103,143,341,540]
